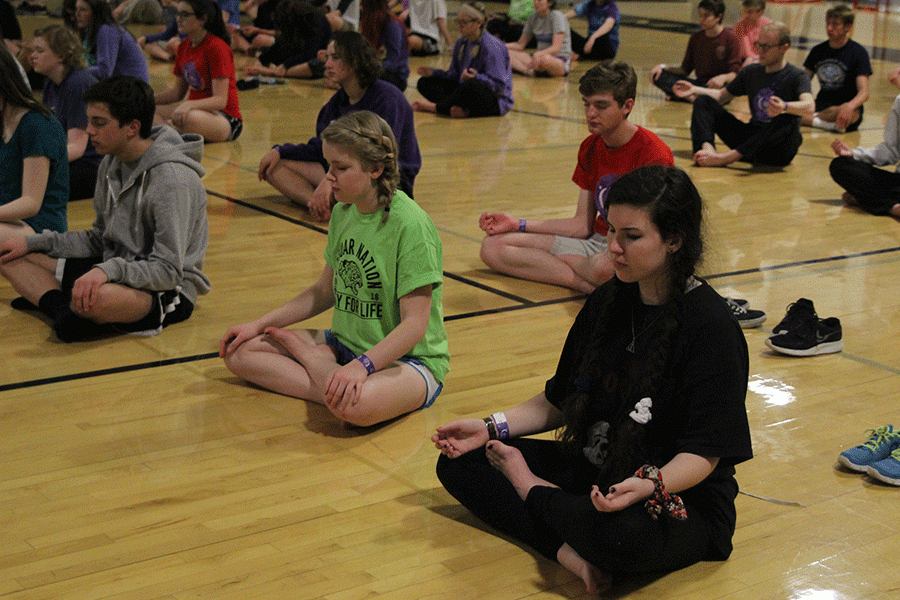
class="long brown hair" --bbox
[0,45,52,131]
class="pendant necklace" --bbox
[628,305,663,353]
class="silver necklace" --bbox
[628,305,663,353]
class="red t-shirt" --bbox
[572,126,674,235]
[174,33,242,121]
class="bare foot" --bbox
[557,543,612,595]
[449,105,469,119]
[693,148,731,167]
[485,441,557,500]
[411,99,437,113]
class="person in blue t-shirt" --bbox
[565,0,619,61]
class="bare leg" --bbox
[508,49,535,76]
[263,160,325,207]
[0,251,60,304]
[480,232,597,293]
[0,221,36,244]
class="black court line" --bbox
[206,190,328,234]
[705,245,900,280]
[0,352,219,393]
[7,244,900,392]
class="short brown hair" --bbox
[34,24,85,75]
[579,61,636,107]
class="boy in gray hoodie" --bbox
[0,76,211,342]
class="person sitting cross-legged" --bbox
[673,22,813,168]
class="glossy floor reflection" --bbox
[2,3,900,599]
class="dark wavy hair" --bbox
[557,166,704,489]
[331,31,382,90]
[0,44,52,126]
[182,0,232,45]
[273,0,325,59]
[83,75,156,138]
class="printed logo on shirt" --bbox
[593,173,618,234]
[752,86,775,122]
[182,61,205,92]
[815,58,847,90]
[335,237,384,320]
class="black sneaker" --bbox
[772,298,816,335]
[766,316,843,356]
[726,297,748,307]
[725,297,767,328]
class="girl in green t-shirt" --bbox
[221,111,449,428]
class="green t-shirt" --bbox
[0,110,68,233]
[325,191,450,383]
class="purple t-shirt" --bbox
[276,79,421,192]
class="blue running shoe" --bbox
[838,425,900,472]
[867,448,900,486]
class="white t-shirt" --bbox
[408,0,447,46]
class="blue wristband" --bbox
[518,218,527,232]
[356,353,376,375]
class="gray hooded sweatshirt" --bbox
[27,125,211,303]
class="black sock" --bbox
[37,289,70,322]
[53,310,102,343]
[11,296,39,311]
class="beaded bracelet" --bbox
[634,464,687,521]
[356,353,376,375]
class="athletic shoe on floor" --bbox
[838,425,900,472]
[726,297,767,328]
[867,448,900,486]
[765,316,843,356]
[726,297,748,307]
[772,298,816,335]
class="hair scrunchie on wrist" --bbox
[634,464,687,521]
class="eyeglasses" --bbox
[753,41,782,51]
[176,10,195,19]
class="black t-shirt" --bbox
[803,39,872,111]
[727,62,811,125]
[545,278,753,558]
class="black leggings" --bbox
[416,76,501,118]
[829,155,900,216]
[570,31,616,60]
[436,438,717,575]
[691,94,801,166]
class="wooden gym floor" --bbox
[3,2,900,598]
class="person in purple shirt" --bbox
[360,0,410,91]
[74,0,150,82]
[412,1,513,118]
[256,31,420,222]
[31,24,100,202]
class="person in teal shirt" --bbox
[221,110,449,428]
[0,45,67,242]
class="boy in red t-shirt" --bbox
[478,61,673,293]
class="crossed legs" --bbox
[480,232,613,294]
[222,328,428,427]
